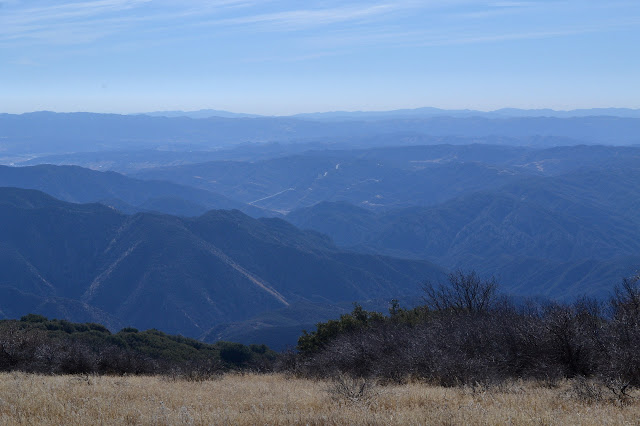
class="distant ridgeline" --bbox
[1,112,639,154]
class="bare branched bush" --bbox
[602,378,635,406]
[164,359,224,382]
[294,272,640,393]
[569,377,604,404]
[327,373,378,404]
[423,270,499,314]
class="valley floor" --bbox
[0,373,638,425]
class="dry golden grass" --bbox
[0,372,639,425]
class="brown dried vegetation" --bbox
[0,373,639,425]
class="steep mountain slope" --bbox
[201,296,422,351]
[0,188,444,337]
[0,164,270,217]
[287,166,640,298]
[200,301,352,351]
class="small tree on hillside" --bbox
[423,270,499,314]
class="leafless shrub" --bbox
[274,349,301,377]
[327,373,378,404]
[423,270,499,314]
[570,377,604,404]
[603,378,636,406]
[182,360,224,382]
[538,375,561,389]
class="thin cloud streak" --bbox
[0,0,638,51]
[489,1,538,7]
[214,4,399,28]
[0,0,258,45]
[300,16,640,51]
[1,0,150,24]
[414,19,640,47]
[0,0,447,46]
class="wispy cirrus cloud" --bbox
[0,0,150,44]
[213,3,399,29]
[296,9,640,54]
[417,20,640,47]
[1,0,638,50]
[3,0,150,24]
[0,0,258,45]
[489,1,538,7]
[0,0,448,45]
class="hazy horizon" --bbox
[3,105,640,117]
[2,1,639,114]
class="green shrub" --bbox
[20,314,47,323]
[219,342,253,365]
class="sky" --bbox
[1,0,639,115]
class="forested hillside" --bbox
[0,314,275,375]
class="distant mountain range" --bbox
[291,107,640,121]
[140,107,640,120]
[0,187,444,338]
[141,109,263,119]
[2,111,640,155]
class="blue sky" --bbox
[1,0,639,114]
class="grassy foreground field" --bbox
[0,373,638,425]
